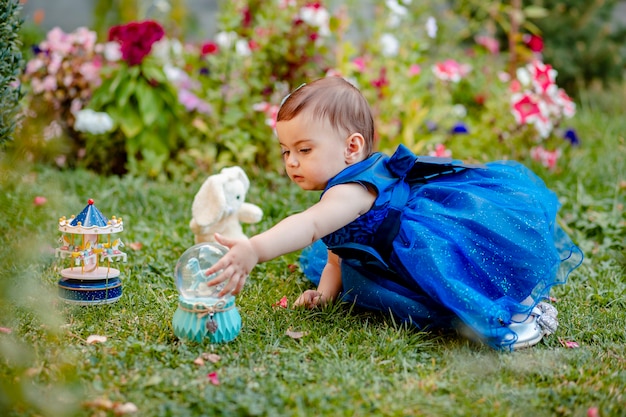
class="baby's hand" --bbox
[294,290,326,309]
[204,233,258,297]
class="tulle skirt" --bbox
[300,161,583,349]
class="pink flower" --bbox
[253,102,279,129]
[178,89,212,114]
[79,60,102,85]
[207,372,220,385]
[408,64,421,77]
[511,93,542,125]
[432,59,471,83]
[429,144,451,158]
[530,146,561,170]
[527,60,557,95]
[475,35,499,54]
[352,56,366,73]
[555,89,576,118]
[33,196,48,206]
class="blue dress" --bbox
[299,144,583,349]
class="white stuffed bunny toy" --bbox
[190,166,263,244]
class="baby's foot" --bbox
[509,302,558,350]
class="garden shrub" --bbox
[527,0,626,94]
[12,0,582,178]
[0,0,24,146]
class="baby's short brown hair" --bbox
[277,77,375,156]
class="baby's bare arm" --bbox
[205,183,375,296]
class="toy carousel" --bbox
[55,199,127,305]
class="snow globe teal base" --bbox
[172,243,242,343]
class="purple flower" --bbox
[450,122,469,134]
[425,120,438,132]
[563,128,580,146]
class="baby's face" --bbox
[276,115,351,191]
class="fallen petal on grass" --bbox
[0,327,12,334]
[559,338,579,348]
[33,196,47,206]
[114,402,138,414]
[207,372,220,385]
[586,407,600,417]
[86,334,107,344]
[202,353,221,363]
[193,357,205,366]
[285,328,309,340]
[272,296,288,309]
[129,242,143,251]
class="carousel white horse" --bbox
[100,238,127,263]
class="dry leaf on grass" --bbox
[129,242,143,251]
[86,334,107,344]
[285,329,309,340]
[194,353,221,366]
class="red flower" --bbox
[523,34,544,53]
[241,6,252,28]
[108,20,165,66]
[201,42,219,56]
[371,67,389,98]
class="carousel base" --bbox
[57,275,123,305]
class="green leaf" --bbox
[118,108,143,138]
[523,6,549,19]
[116,77,137,108]
[141,65,167,84]
[135,81,161,126]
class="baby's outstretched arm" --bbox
[204,183,375,297]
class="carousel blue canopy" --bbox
[70,199,109,227]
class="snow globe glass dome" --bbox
[172,243,242,343]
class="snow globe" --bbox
[172,243,242,343]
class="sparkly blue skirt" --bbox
[300,161,583,349]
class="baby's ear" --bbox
[344,133,366,163]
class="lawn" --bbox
[1,88,625,417]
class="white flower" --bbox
[74,109,115,135]
[380,33,399,57]
[235,39,251,57]
[299,5,331,36]
[215,31,237,49]
[155,0,171,13]
[426,16,438,39]
[516,67,531,86]
[99,41,122,62]
[386,0,408,16]
[452,104,467,118]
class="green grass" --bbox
[1,90,625,416]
